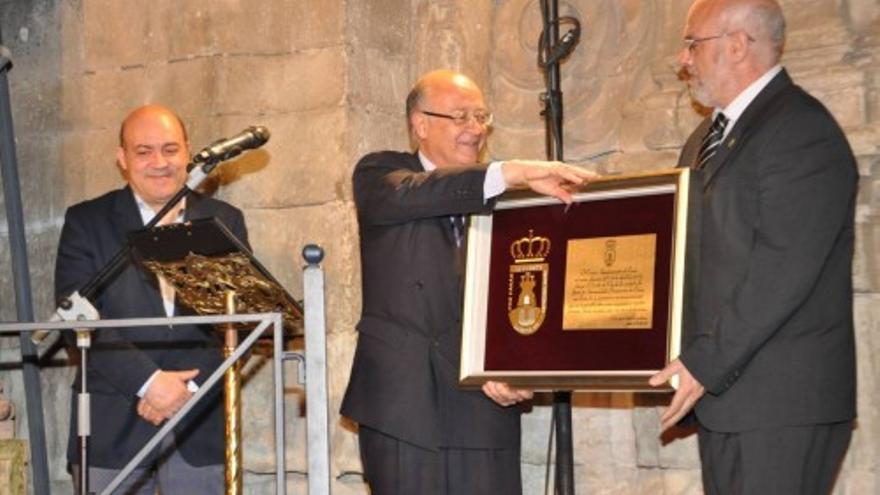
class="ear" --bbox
[116,147,129,173]
[412,112,429,140]
[728,31,750,63]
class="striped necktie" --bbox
[695,112,729,170]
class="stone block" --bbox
[327,331,361,477]
[287,0,344,51]
[620,90,684,152]
[844,295,880,472]
[211,109,348,209]
[144,57,218,121]
[853,212,880,293]
[8,77,63,136]
[348,107,410,164]
[0,0,62,78]
[207,0,343,56]
[796,68,867,129]
[241,202,361,336]
[60,68,149,131]
[1,134,62,227]
[348,0,411,53]
[81,0,150,71]
[238,347,307,473]
[60,130,124,207]
[144,0,214,61]
[213,48,345,116]
[347,46,410,111]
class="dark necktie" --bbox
[695,112,729,170]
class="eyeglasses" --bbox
[682,30,755,53]
[421,109,493,127]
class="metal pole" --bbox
[540,1,575,493]
[302,244,330,495]
[76,330,92,495]
[0,38,51,495]
[223,292,243,495]
[274,306,286,495]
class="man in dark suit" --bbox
[649,1,858,493]
[341,70,594,494]
[55,104,248,493]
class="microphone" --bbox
[192,126,270,164]
[542,26,581,68]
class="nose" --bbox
[677,46,692,68]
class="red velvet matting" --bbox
[483,193,675,371]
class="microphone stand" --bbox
[538,1,580,493]
[53,156,223,494]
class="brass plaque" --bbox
[563,234,657,330]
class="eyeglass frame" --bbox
[420,109,494,127]
[682,30,756,53]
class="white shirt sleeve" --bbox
[483,161,507,201]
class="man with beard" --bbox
[650,1,858,494]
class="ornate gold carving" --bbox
[142,252,301,334]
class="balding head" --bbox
[714,0,785,64]
[405,70,489,168]
[119,104,188,148]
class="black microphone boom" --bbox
[193,126,270,164]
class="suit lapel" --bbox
[701,70,793,187]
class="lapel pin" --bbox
[727,138,736,148]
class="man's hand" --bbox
[142,369,199,419]
[501,160,598,203]
[649,359,705,431]
[136,398,164,426]
[482,380,534,407]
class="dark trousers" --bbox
[358,425,522,495]
[698,421,852,495]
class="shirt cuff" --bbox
[137,370,161,398]
[483,161,506,201]
[136,372,199,398]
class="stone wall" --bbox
[0,0,877,493]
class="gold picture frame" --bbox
[459,168,694,391]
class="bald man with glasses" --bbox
[341,70,595,495]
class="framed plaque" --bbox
[460,168,693,391]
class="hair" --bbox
[723,0,786,62]
[118,105,189,147]
[405,78,430,136]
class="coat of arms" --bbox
[507,230,550,335]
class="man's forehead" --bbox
[426,81,485,107]
[123,112,185,145]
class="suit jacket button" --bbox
[415,281,424,290]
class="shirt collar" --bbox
[417,150,437,172]
[132,191,186,227]
[716,64,783,136]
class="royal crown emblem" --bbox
[507,230,550,335]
